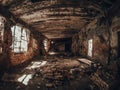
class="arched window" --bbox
[11,25,30,53]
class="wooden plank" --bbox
[77,58,93,65]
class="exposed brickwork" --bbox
[10,35,38,66]
[72,18,110,65]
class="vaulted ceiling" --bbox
[0,0,118,39]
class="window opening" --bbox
[88,39,93,57]
[11,25,30,53]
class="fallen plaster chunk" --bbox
[48,51,57,55]
[32,61,41,64]
[18,74,27,82]
[22,74,32,85]
[17,74,33,85]
[78,58,93,66]
[40,61,47,67]
[26,61,47,69]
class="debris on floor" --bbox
[25,61,47,70]
[90,69,119,90]
[0,57,119,90]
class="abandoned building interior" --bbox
[0,0,120,90]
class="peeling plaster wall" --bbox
[0,27,47,67]
[0,16,42,67]
[72,14,120,65]
[9,29,47,66]
[110,16,120,60]
[72,18,110,65]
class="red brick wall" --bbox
[72,19,109,65]
[10,35,39,66]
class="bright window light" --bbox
[88,39,93,57]
[11,25,30,53]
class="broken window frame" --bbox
[11,25,30,53]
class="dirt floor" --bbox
[0,56,119,90]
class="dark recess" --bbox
[118,32,120,57]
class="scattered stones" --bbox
[46,83,53,87]
[36,58,92,87]
[1,57,119,90]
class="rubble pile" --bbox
[34,59,89,88]
[0,56,120,90]
[42,68,72,87]
[90,69,118,90]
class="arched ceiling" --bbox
[0,0,118,39]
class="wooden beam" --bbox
[14,6,85,17]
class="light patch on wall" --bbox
[43,39,48,52]
[88,39,93,57]
[0,47,2,53]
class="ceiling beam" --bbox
[0,4,47,38]
[44,33,73,39]
[14,6,85,17]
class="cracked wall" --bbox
[10,29,47,66]
[10,33,38,66]
[0,17,47,67]
[72,11,120,65]
[110,16,120,60]
[72,17,111,65]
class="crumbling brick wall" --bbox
[72,18,109,65]
[32,31,47,56]
[110,16,120,60]
[10,34,38,66]
[2,31,47,67]
[72,12,120,65]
